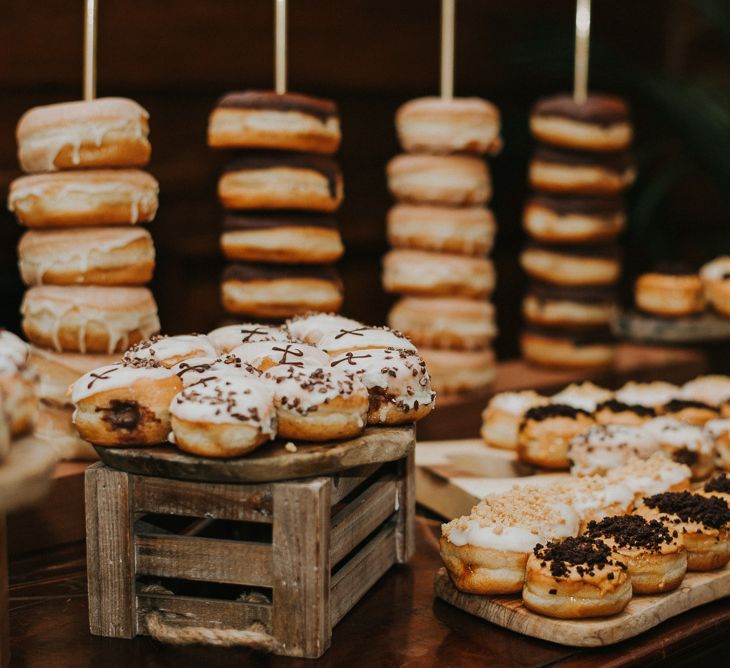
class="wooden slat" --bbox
[395,451,415,564]
[329,463,381,505]
[1,516,8,668]
[135,534,272,587]
[330,520,397,626]
[330,475,397,566]
[133,475,273,523]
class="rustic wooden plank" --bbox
[133,475,273,523]
[330,520,397,627]
[135,534,272,587]
[0,516,8,668]
[330,463,381,505]
[395,450,415,564]
[85,463,136,638]
[330,474,397,566]
[272,479,331,658]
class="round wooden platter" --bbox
[94,424,416,483]
[0,436,58,514]
[614,309,730,343]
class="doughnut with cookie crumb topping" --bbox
[661,398,718,426]
[594,399,656,427]
[568,424,659,476]
[644,417,715,480]
[704,418,730,472]
[606,454,691,501]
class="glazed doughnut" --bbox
[416,347,496,395]
[387,204,495,256]
[221,263,343,318]
[172,354,260,388]
[606,453,691,501]
[208,323,291,354]
[0,333,36,437]
[520,326,616,370]
[700,256,730,316]
[644,417,715,479]
[35,400,96,460]
[389,296,496,351]
[21,285,160,354]
[705,419,730,472]
[518,404,595,470]
[170,376,276,458]
[0,329,31,367]
[383,249,495,298]
[395,96,501,155]
[635,270,704,317]
[480,390,549,450]
[551,381,613,413]
[523,194,625,244]
[530,93,633,152]
[71,361,182,447]
[262,364,368,441]
[528,146,636,195]
[207,90,340,154]
[594,399,656,426]
[585,515,686,594]
[220,212,344,264]
[568,424,659,476]
[614,381,679,411]
[285,313,362,346]
[329,347,435,424]
[18,226,155,286]
[16,97,151,173]
[520,243,621,286]
[232,340,330,372]
[553,477,634,530]
[681,375,730,408]
[122,334,217,368]
[314,325,416,357]
[523,283,617,329]
[636,491,730,571]
[218,153,343,212]
[8,169,158,228]
[523,536,631,618]
[660,398,718,426]
[702,474,730,503]
[386,153,491,206]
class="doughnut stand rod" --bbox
[573,0,591,105]
[275,0,287,94]
[83,0,98,100]
[440,0,455,100]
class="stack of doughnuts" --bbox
[7,97,161,458]
[521,94,636,368]
[207,91,345,318]
[70,313,435,457]
[0,330,37,460]
[383,97,501,394]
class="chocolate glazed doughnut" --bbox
[523,281,618,328]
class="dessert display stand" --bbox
[615,310,730,344]
[85,425,415,659]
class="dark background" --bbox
[3,0,730,360]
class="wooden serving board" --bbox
[95,424,415,483]
[434,566,730,647]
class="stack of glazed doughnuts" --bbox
[7,97,161,460]
[440,462,730,619]
[383,96,501,395]
[520,94,636,369]
[0,330,37,461]
[70,313,435,458]
[208,91,345,318]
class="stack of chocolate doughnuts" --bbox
[520,94,636,368]
[7,97,161,458]
[383,97,502,394]
[0,330,37,460]
[207,91,345,318]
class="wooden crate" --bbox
[85,451,414,658]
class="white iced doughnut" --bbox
[231,340,330,371]
[284,312,363,346]
[314,325,417,357]
[208,323,291,354]
[568,424,659,476]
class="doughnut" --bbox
[523,282,618,329]
[387,204,495,256]
[520,243,621,286]
[551,381,613,413]
[232,340,330,372]
[207,90,340,154]
[700,256,730,316]
[21,285,160,354]
[660,398,718,426]
[0,400,10,461]
[122,334,218,368]
[0,332,36,437]
[585,515,686,594]
[606,454,691,501]
[8,169,158,228]
[705,419,730,471]
[440,487,579,594]
[522,537,631,619]
[480,390,549,450]
[18,227,155,286]
[386,154,491,206]
[517,403,595,470]
[614,381,679,411]
[389,296,496,351]
[262,364,368,441]
[220,212,344,264]
[172,354,260,388]
[71,361,182,447]
[221,263,343,318]
[635,270,704,317]
[702,474,730,504]
[568,424,659,476]
[0,329,31,367]
[635,491,730,571]
[644,417,715,479]
[218,153,343,212]
[383,249,495,298]
[285,313,362,346]
[170,376,276,457]
[530,93,633,152]
[329,347,435,424]
[520,326,616,369]
[313,325,416,357]
[553,477,634,530]
[208,323,291,353]
[528,146,636,195]
[523,194,625,244]
[16,97,151,173]
[594,399,656,426]
[681,375,730,408]
[395,96,501,155]
[416,347,496,395]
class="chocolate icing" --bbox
[215,90,338,123]
[596,399,656,418]
[529,280,617,304]
[527,193,624,216]
[223,262,342,287]
[525,241,622,259]
[524,403,591,421]
[663,399,718,413]
[533,145,634,172]
[524,324,615,345]
[222,211,338,232]
[532,93,630,126]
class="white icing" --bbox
[552,382,613,413]
[172,354,260,387]
[231,341,330,369]
[0,330,29,367]
[71,363,175,402]
[607,454,691,496]
[285,313,362,345]
[705,418,730,439]
[446,521,544,552]
[681,375,730,406]
[315,326,417,355]
[615,382,679,407]
[569,424,659,475]
[700,257,730,282]
[644,417,714,453]
[208,324,291,353]
[123,335,217,368]
[487,391,546,415]
[566,479,635,519]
